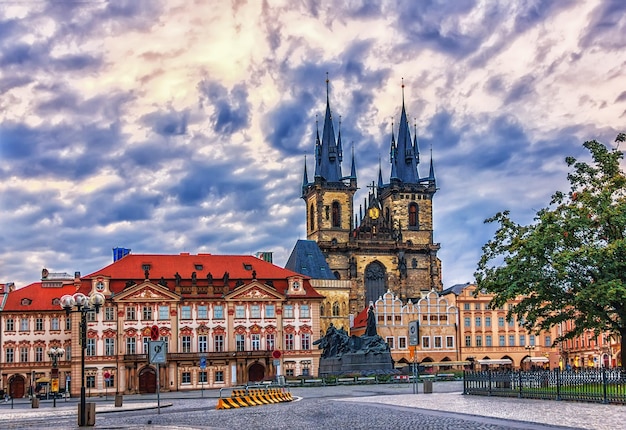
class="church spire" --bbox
[392,79,419,184]
[377,157,384,189]
[318,74,342,182]
[350,143,357,182]
[389,120,398,181]
[301,155,309,197]
[428,147,436,185]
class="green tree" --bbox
[475,133,626,370]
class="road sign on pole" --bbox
[150,325,160,341]
[149,340,166,364]
[408,320,419,346]
[199,356,206,369]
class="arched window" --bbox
[408,203,418,228]
[332,202,341,227]
[320,303,325,317]
[365,262,386,306]
[332,302,340,317]
[310,204,315,231]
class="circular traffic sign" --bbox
[272,350,282,359]
[150,325,159,341]
[104,371,111,381]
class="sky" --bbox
[1,0,625,289]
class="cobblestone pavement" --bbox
[0,383,622,430]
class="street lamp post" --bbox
[60,292,105,427]
[47,347,64,408]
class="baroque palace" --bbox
[0,254,322,397]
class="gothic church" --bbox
[300,82,442,314]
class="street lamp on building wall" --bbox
[60,292,105,427]
[525,345,535,369]
[47,346,64,408]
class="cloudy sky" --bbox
[1,0,624,289]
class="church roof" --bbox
[284,240,336,280]
[441,282,473,296]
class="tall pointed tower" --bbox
[302,78,357,246]
[302,81,441,314]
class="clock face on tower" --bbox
[368,207,380,219]
[96,281,105,292]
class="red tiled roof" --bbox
[352,306,369,329]
[3,282,77,312]
[82,253,323,299]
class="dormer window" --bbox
[243,263,253,271]
[142,264,151,271]
[194,264,203,271]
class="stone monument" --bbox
[314,305,394,376]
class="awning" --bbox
[421,361,470,367]
[35,377,50,383]
[523,356,549,363]
[477,359,512,365]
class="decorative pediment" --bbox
[226,281,284,301]
[300,324,312,333]
[103,329,116,339]
[284,324,296,334]
[124,328,137,337]
[180,326,193,336]
[197,324,209,334]
[213,325,226,335]
[114,281,180,303]
[250,324,261,334]
[234,325,246,335]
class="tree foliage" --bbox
[475,134,626,369]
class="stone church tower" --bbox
[301,82,442,314]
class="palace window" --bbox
[105,307,115,321]
[6,318,14,331]
[142,306,153,320]
[464,317,470,327]
[181,306,192,320]
[235,305,245,319]
[465,336,471,347]
[399,337,407,349]
[126,307,136,321]
[251,334,260,351]
[182,372,191,384]
[198,336,208,353]
[51,317,60,331]
[126,338,136,355]
[197,305,208,319]
[215,371,224,382]
[332,302,340,317]
[485,335,492,347]
[160,336,169,352]
[182,336,192,353]
[159,306,169,320]
[20,318,29,332]
[35,347,44,362]
[485,316,491,327]
[519,335,526,347]
[284,333,294,350]
[105,374,115,388]
[5,348,14,363]
[213,305,224,320]
[86,375,95,389]
[499,335,506,346]
[199,372,207,383]
[300,304,310,318]
[86,339,96,356]
[498,317,505,327]
[301,333,310,350]
[509,335,515,346]
[105,338,115,356]
[66,317,71,331]
[475,336,482,347]
[250,305,261,319]
[35,318,44,331]
[283,305,294,319]
[266,334,275,351]
[236,334,245,351]
[422,336,430,348]
[20,347,28,362]
[386,337,394,349]
[265,304,275,318]
[214,335,224,352]
[143,337,150,354]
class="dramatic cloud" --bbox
[0,0,624,289]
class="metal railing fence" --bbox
[463,368,626,404]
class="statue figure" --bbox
[175,272,182,287]
[252,270,257,279]
[398,256,407,279]
[348,257,357,279]
[223,271,230,286]
[144,268,150,280]
[158,277,168,287]
[191,271,197,285]
[365,305,377,337]
[207,272,213,284]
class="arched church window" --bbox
[310,204,315,231]
[332,201,341,227]
[364,262,387,306]
[332,302,340,317]
[385,207,390,223]
[409,203,418,228]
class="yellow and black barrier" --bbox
[216,385,293,409]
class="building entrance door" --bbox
[8,375,25,398]
[138,367,157,393]
[248,363,265,382]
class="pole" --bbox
[80,311,87,427]
[413,345,418,394]
[156,362,161,414]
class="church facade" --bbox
[301,83,442,314]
